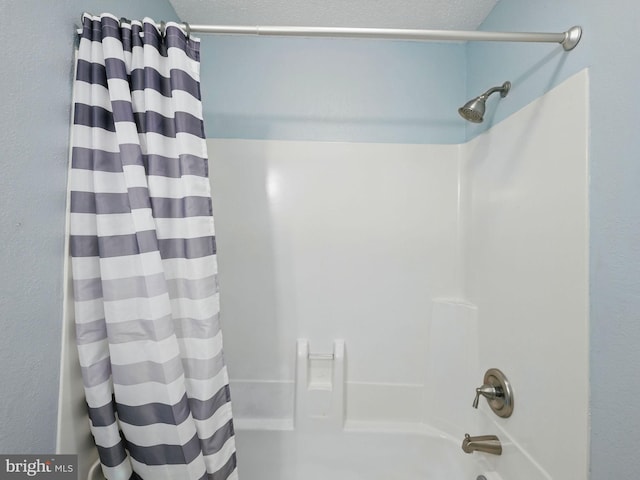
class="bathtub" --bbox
[233,424,499,480]
[85,424,499,480]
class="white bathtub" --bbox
[86,428,498,480]
[233,426,498,480]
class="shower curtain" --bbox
[70,14,237,480]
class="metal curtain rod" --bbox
[183,24,583,50]
[79,14,582,51]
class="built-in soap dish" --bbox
[295,339,345,431]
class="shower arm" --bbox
[480,84,510,100]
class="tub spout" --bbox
[461,433,502,455]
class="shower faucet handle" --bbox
[471,369,514,418]
[472,385,502,409]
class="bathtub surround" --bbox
[69,14,236,479]
[208,139,460,427]
[463,69,589,479]
[207,68,588,480]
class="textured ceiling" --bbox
[168,0,499,30]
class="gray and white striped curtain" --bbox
[70,13,237,480]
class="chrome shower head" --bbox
[458,81,511,123]
[458,98,486,123]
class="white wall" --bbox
[208,139,460,425]
[461,69,589,479]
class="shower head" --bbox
[458,81,511,123]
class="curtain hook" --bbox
[159,21,167,38]
[183,22,191,40]
[80,12,93,26]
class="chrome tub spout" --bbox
[461,433,502,455]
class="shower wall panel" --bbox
[207,139,460,425]
[461,69,589,479]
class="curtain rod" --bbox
[79,15,583,51]
[183,25,582,50]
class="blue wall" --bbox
[0,0,178,454]
[200,36,466,144]
[465,4,590,138]
[468,1,640,478]
[3,1,638,476]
